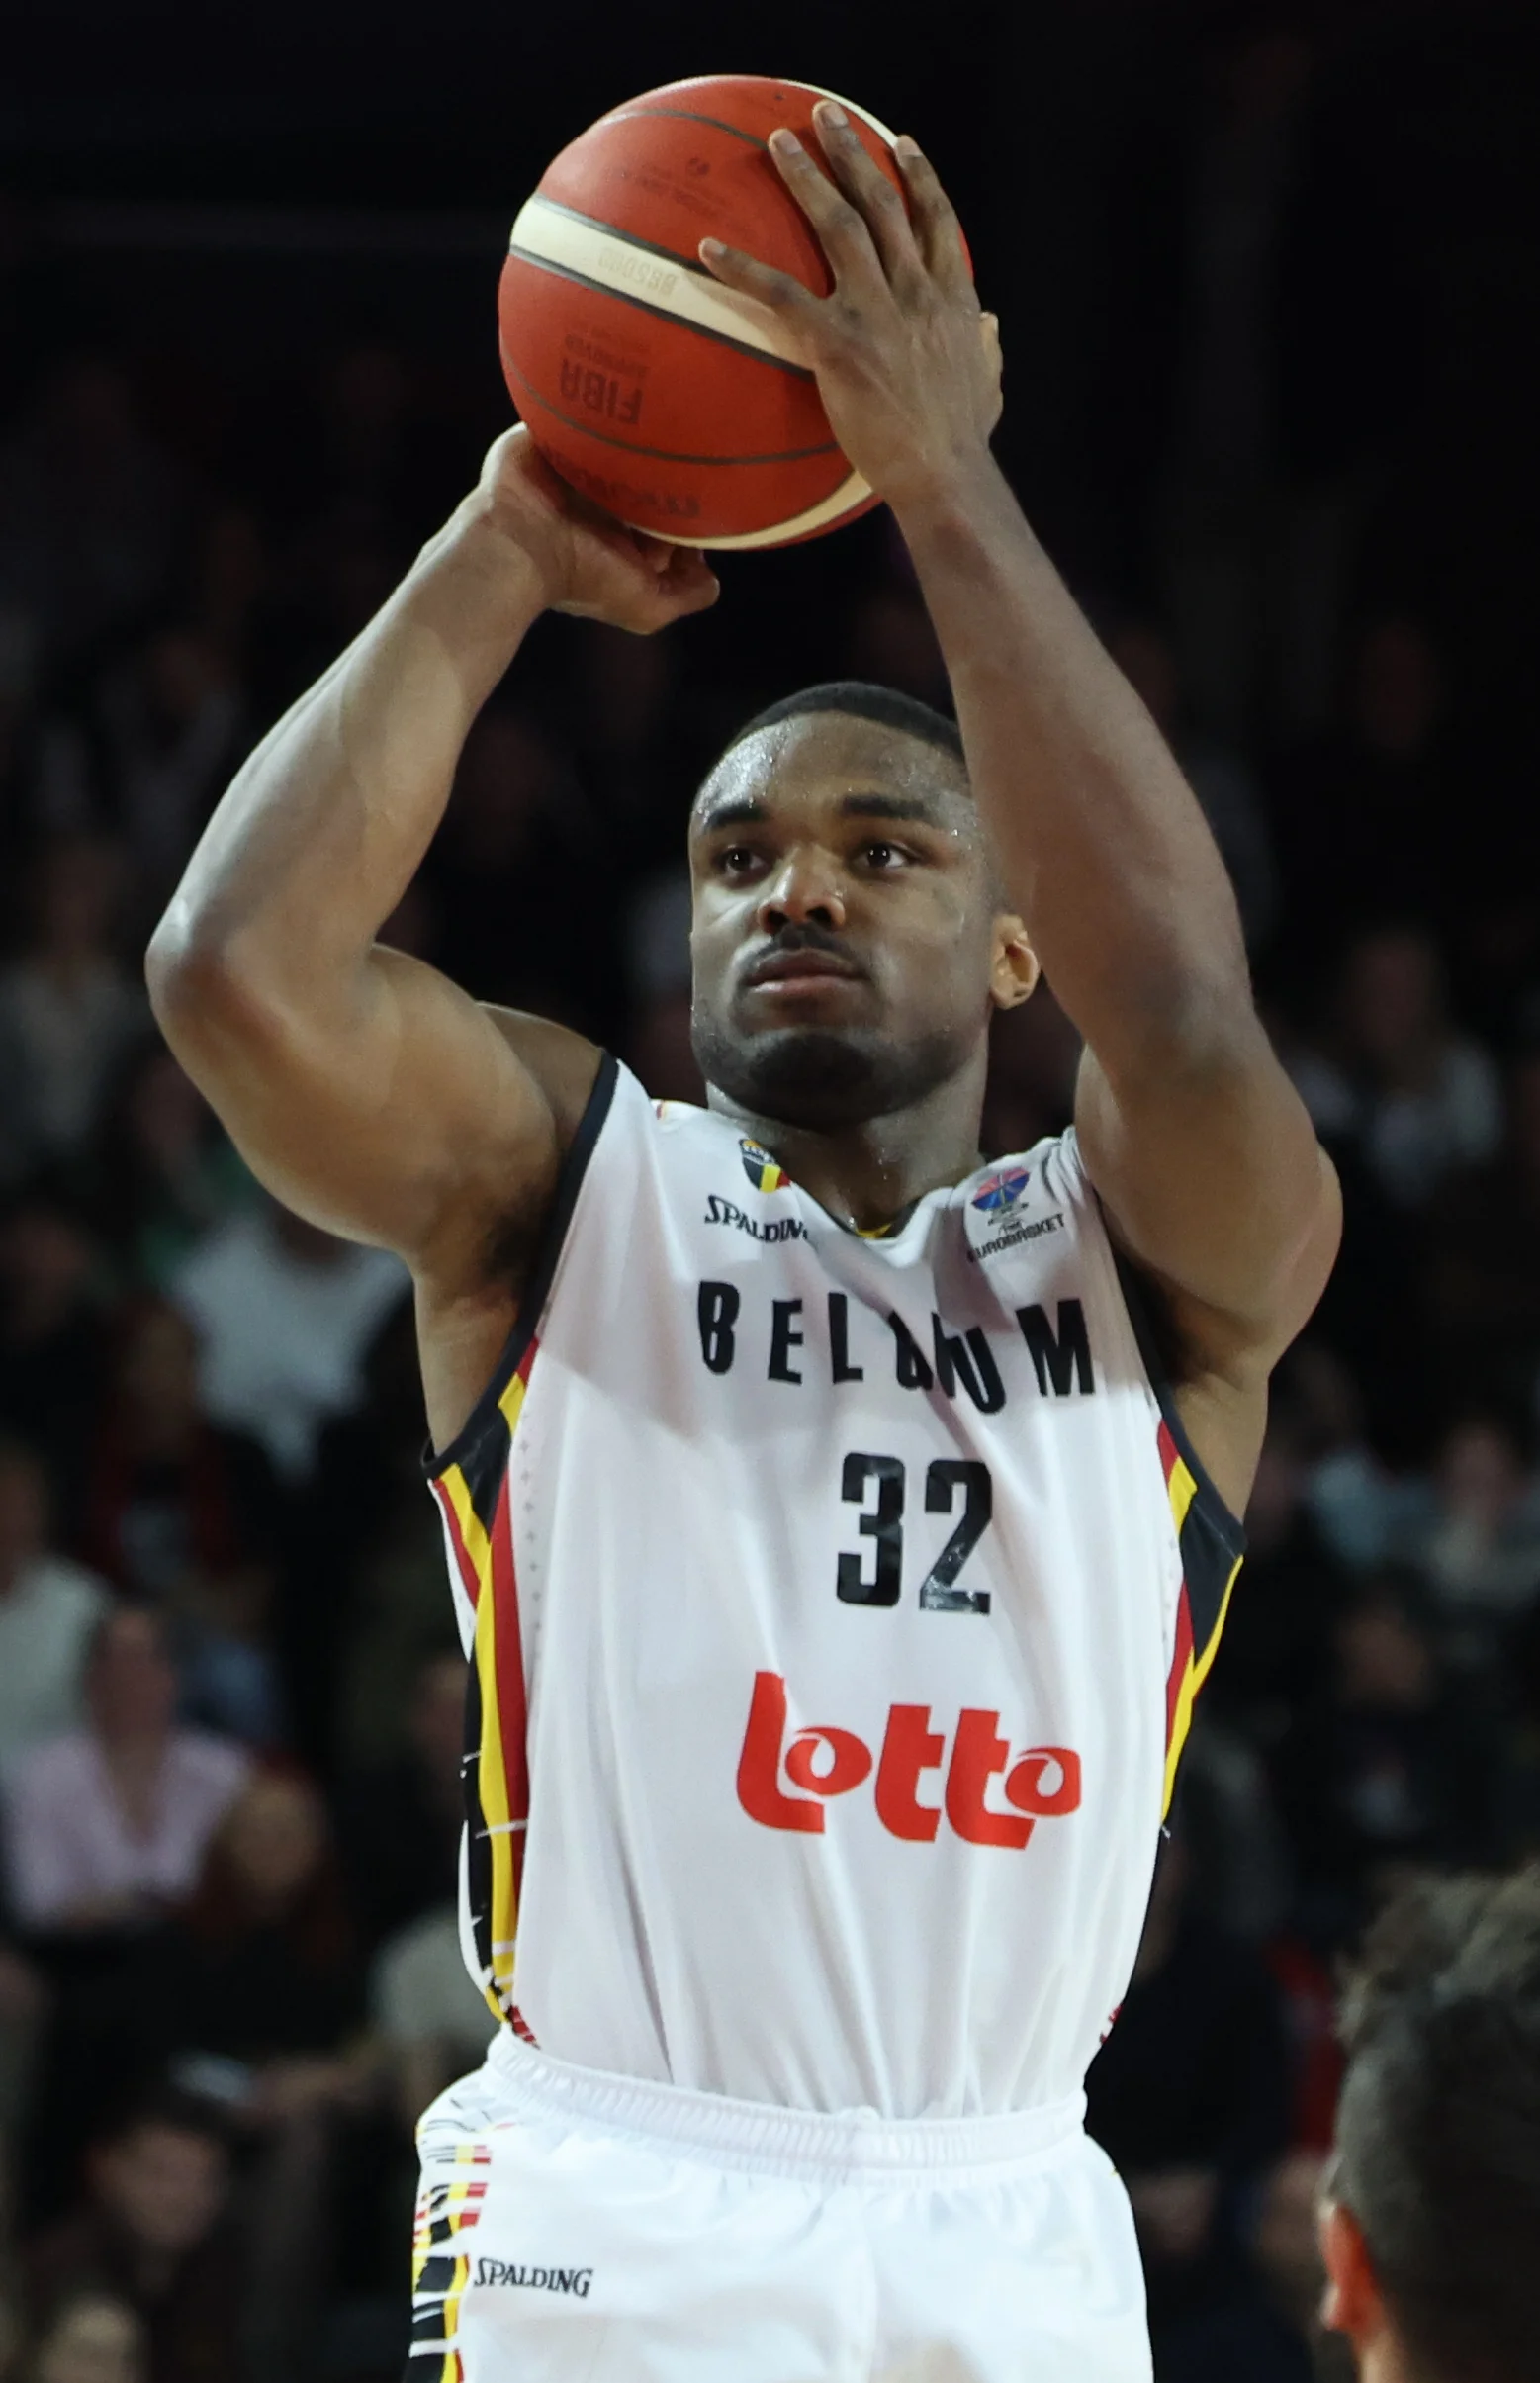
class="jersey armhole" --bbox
[1109,1243,1246,1557]
[423,1052,619,1485]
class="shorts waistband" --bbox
[484,2029,1086,2185]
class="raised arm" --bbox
[147,432,716,1444]
[702,104,1338,1508]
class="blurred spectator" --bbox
[1274,618,1454,945]
[1270,1570,1504,1945]
[86,1046,253,1294]
[3,1610,248,1937]
[76,1301,282,1746]
[95,630,245,930]
[1108,619,1278,947]
[302,1308,442,1780]
[169,1203,406,1485]
[25,2091,239,2383]
[129,1772,365,2105]
[425,704,599,1021]
[371,1907,494,2137]
[1208,1415,1345,1733]
[339,1651,465,1953]
[0,1441,108,1779]
[0,841,146,1178]
[0,1192,107,1526]
[26,2292,147,2383]
[126,1775,372,2383]
[1423,1048,1540,1401]
[1289,926,1501,1210]
[1086,1839,1292,2343]
[1284,1345,1417,1574]
[1400,1412,1540,1654]
[0,358,184,673]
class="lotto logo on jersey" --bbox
[972,1166,1032,1214]
[741,1139,792,1194]
[735,1671,1082,1848]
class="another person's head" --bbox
[0,1187,98,1335]
[86,2090,230,2264]
[1320,1866,1540,2382]
[687,684,1037,1133]
[104,1298,204,1455]
[187,1769,349,1968]
[83,1607,178,1746]
[29,2293,146,2383]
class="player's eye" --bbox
[858,839,910,871]
[717,844,764,876]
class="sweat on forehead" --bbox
[692,704,973,831]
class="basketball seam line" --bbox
[500,353,840,466]
[604,106,769,150]
[504,247,817,383]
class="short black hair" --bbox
[716,681,965,773]
[1334,1866,1540,2383]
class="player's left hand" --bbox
[697,101,1002,517]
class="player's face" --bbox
[687,714,1031,1130]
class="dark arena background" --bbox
[3,3,1539,2377]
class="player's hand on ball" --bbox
[473,427,720,632]
[698,103,1002,517]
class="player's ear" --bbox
[989,914,1039,1010]
[1318,2199,1385,2347]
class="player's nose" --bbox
[757,851,847,935]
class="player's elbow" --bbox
[145,909,291,1066]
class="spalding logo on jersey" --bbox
[740,1139,792,1194]
[972,1166,1032,1214]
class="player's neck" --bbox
[707,1061,987,1235]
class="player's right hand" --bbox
[472,426,720,633]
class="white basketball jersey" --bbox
[427,1057,1242,2122]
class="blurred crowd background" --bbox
[3,3,1539,2379]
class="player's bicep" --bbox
[1074,1038,1340,1366]
[152,939,582,1275]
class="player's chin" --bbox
[697,1019,894,1129]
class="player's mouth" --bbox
[743,948,866,1000]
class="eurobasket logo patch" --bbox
[972,1167,1032,1215]
[741,1139,792,1194]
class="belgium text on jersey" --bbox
[696,1285,1095,1413]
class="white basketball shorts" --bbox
[408,2030,1151,2382]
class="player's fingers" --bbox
[697,237,819,327]
[810,100,922,291]
[894,137,974,296]
[766,128,885,295]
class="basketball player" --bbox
[1320,1867,1540,2382]
[149,103,1339,2383]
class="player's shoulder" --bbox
[958,1126,1094,1214]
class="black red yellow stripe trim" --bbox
[1111,1249,1246,1816]
[408,2141,491,2376]
[424,1054,618,2024]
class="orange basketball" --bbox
[497,74,918,551]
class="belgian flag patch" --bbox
[740,1139,791,1193]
